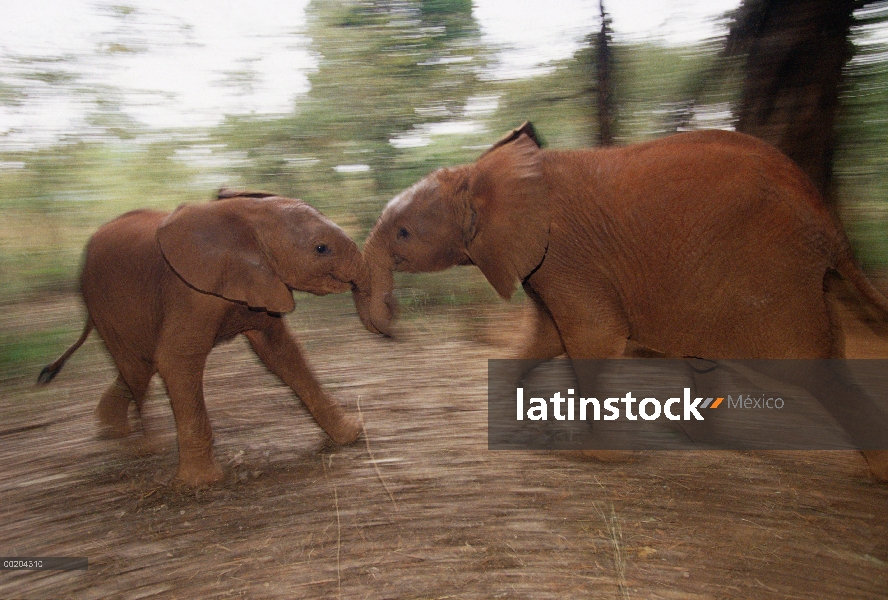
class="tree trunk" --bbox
[595,0,615,146]
[731,0,857,208]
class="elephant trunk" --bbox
[354,231,397,336]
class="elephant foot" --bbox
[861,450,888,482]
[96,420,132,439]
[328,415,363,446]
[174,459,224,488]
[96,385,135,438]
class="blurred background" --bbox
[2,0,888,378]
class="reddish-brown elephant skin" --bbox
[356,123,888,481]
[40,191,365,487]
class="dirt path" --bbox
[1,295,887,599]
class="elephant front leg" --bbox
[156,353,223,487]
[515,286,566,359]
[542,285,633,461]
[500,286,568,389]
[245,321,362,445]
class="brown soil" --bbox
[1,294,887,599]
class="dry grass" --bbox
[1,294,887,598]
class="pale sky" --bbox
[0,0,741,148]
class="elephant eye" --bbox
[397,227,410,240]
[315,243,330,255]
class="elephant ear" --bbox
[479,121,544,157]
[157,199,295,313]
[465,131,548,299]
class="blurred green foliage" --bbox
[2,0,888,312]
[214,0,488,233]
[836,10,888,267]
[0,327,79,380]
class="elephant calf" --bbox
[356,123,888,481]
[40,190,365,487]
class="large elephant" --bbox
[40,190,365,487]
[356,123,888,480]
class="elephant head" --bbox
[357,123,549,335]
[157,194,370,313]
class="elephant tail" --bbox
[37,318,94,385]
[835,247,888,324]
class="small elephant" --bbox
[40,190,365,487]
[355,123,888,480]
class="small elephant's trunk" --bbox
[354,232,397,336]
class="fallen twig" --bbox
[323,456,343,600]
[0,420,59,437]
[356,396,399,511]
[592,476,629,600]
[333,483,342,598]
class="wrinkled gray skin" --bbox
[355,123,888,481]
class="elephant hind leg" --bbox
[822,279,888,481]
[823,280,847,359]
[96,366,154,439]
[862,450,888,482]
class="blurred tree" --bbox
[667,0,888,209]
[219,0,486,227]
[594,0,615,146]
[302,0,484,185]
[726,0,861,207]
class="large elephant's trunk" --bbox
[353,231,397,336]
